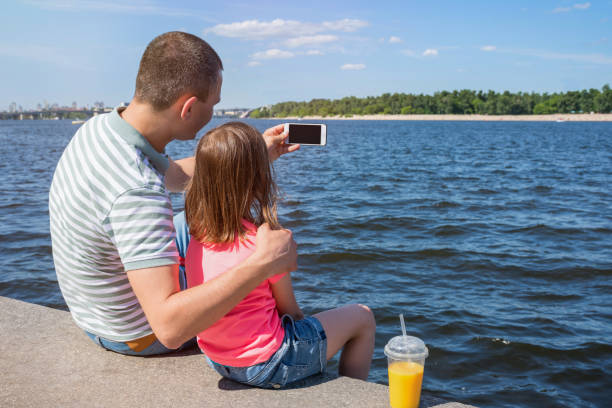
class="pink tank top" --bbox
[185,220,286,367]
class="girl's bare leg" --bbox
[313,304,376,380]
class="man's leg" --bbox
[174,210,191,290]
[173,210,198,347]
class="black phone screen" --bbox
[288,124,322,144]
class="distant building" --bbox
[213,108,250,118]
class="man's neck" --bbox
[119,101,174,153]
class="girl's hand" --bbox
[254,223,298,278]
[262,124,300,162]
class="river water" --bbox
[1,118,610,407]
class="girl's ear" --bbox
[180,96,198,120]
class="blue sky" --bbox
[1,0,611,110]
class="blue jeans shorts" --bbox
[85,332,196,356]
[84,211,194,356]
[207,314,328,389]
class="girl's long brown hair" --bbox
[185,121,280,244]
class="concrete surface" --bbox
[0,296,476,407]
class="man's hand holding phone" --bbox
[262,122,326,162]
[263,124,300,162]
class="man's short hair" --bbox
[134,32,223,110]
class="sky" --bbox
[1,0,611,110]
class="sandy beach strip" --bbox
[273,113,612,122]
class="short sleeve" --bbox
[105,187,179,271]
[268,272,287,285]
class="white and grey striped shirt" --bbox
[49,108,178,341]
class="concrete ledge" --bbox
[0,297,475,407]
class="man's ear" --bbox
[180,96,198,120]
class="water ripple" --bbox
[2,119,611,408]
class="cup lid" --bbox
[384,335,429,360]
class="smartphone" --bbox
[284,123,327,145]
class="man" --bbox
[49,31,299,355]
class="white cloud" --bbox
[573,2,591,9]
[502,48,612,65]
[0,43,94,70]
[532,50,612,64]
[389,36,402,44]
[251,49,295,60]
[341,63,365,70]
[23,0,209,19]
[481,45,496,52]
[207,19,311,39]
[247,61,262,67]
[321,18,369,32]
[422,49,438,56]
[284,35,338,48]
[206,18,368,40]
[401,49,416,57]
[306,50,324,55]
[553,2,591,13]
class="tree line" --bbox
[250,85,612,118]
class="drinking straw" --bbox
[399,313,407,337]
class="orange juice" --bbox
[388,361,424,408]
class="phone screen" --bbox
[287,124,324,145]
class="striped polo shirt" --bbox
[49,107,179,341]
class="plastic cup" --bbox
[384,335,429,408]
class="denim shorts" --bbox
[85,331,196,356]
[207,314,327,389]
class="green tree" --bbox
[250,85,611,117]
[595,84,612,113]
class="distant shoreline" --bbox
[257,113,612,122]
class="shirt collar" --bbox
[107,107,170,174]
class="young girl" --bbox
[184,122,375,388]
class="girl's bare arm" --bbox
[271,273,304,320]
